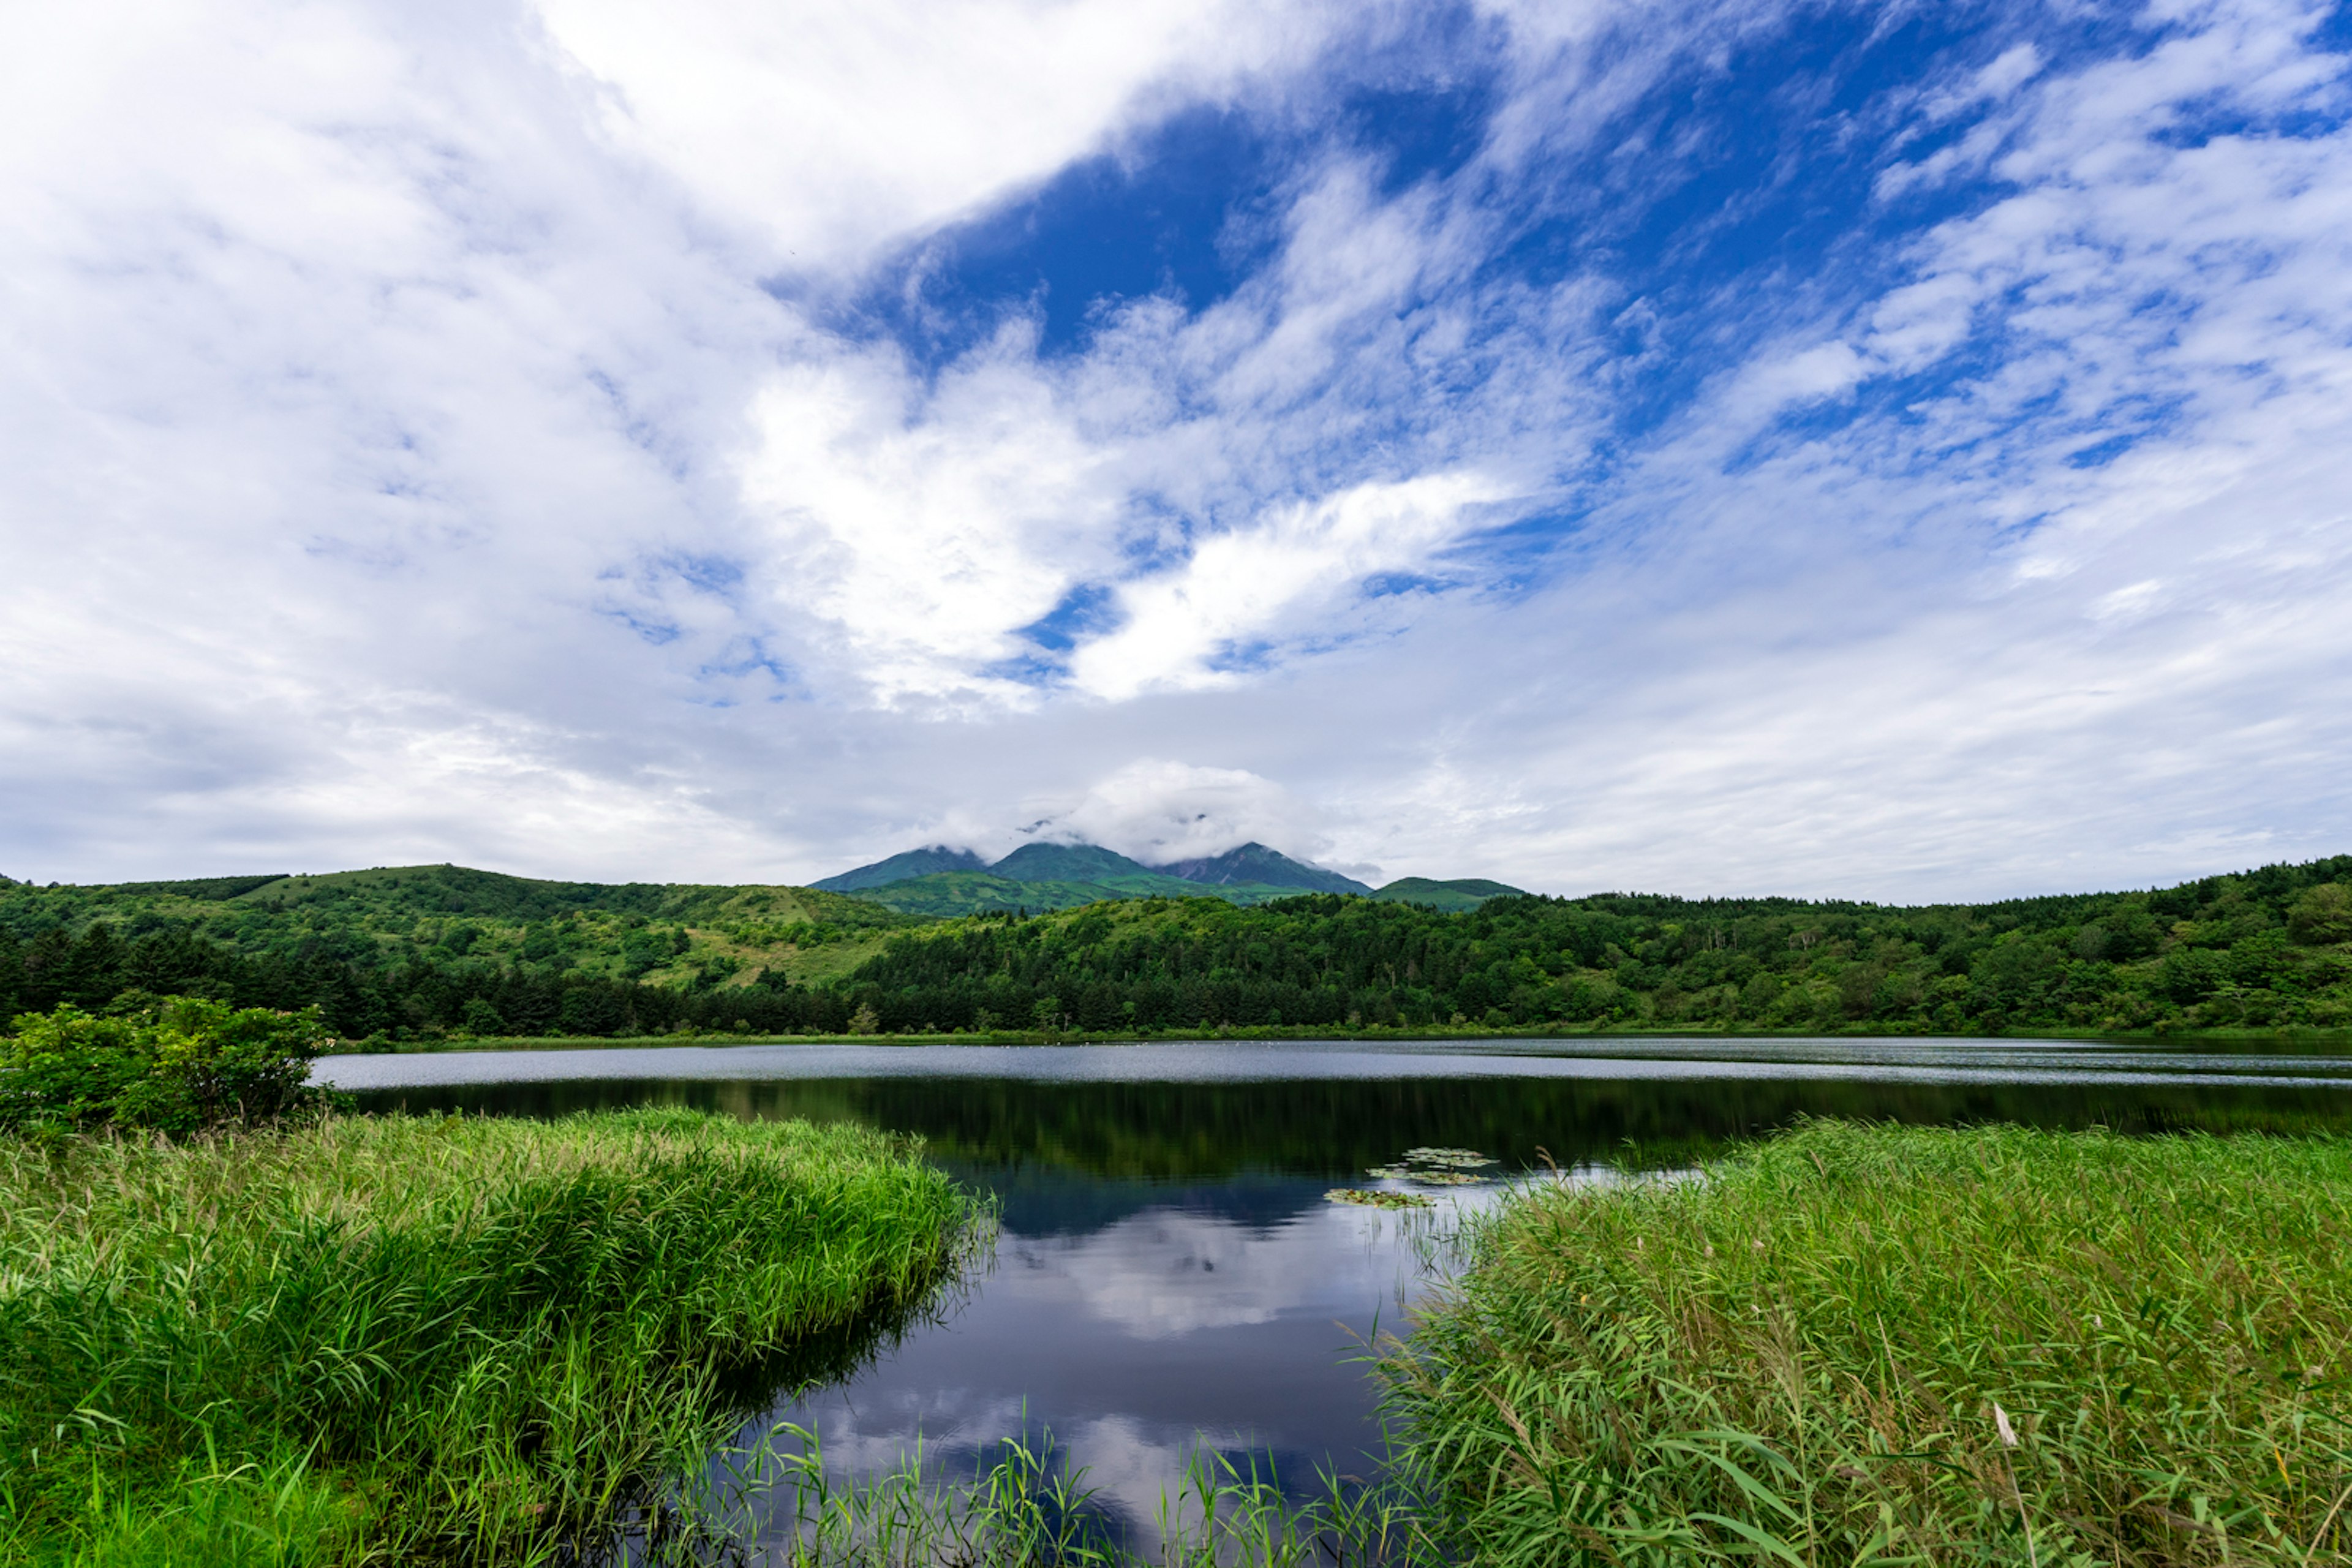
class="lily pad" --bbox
[1400,1147,1499,1169]
[1327,1187,1437,1210]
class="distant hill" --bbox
[0,861,922,1003]
[1156,842,1373,895]
[817,837,1391,914]
[840,868,1313,918]
[991,843,1162,883]
[1371,876,1527,911]
[813,836,1509,915]
[811,845,986,892]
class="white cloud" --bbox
[1266,0,2352,898]
[738,328,1119,706]
[1720,341,1872,421]
[1030,760,1326,867]
[1071,473,1511,700]
[534,0,1338,270]
[0,0,803,876]
[988,1205,1414,1337]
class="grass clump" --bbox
[1385,1121,2352,1566]
[0,1109,978,1564]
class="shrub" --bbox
[0,996,333,1133]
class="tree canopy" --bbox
[4,857,2349,1041]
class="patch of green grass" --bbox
[1384,1121,2352,1566]
[0,1110,979,1564]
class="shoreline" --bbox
[341,1020,2352,1054]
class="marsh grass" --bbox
[1384,1120,2352,1566]
[625,1425,1443,1567]
[0,1109,978,1565]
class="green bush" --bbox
[0,997,331,1133]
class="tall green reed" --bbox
[613,1423,1444,1568]
[0,1109,980,1564]
[1383,1120,2352,1566]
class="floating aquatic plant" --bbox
[1327,1187,1437,1210]
[1368,1147,1501,1185]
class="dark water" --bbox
[321,1036,2352,1538]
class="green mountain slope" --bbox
[990,843,1164,882]
[1159,842,1374,894]
[842,870,1311,917]
[0,862,922,996]
[812,838,1384,907]
[810,846,987,892]
[1370,876,1526,910]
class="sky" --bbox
[3,0,2350,901]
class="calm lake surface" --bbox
[320,1036,2352,1540]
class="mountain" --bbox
[813,837,1513,916]
[812,845,987,892]
[1369,876,1526,911]
[991,843,1163,883]
[829,870,1275,918]
[823,839,1370,895]
[1155,842,1373,895]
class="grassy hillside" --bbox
[0,862,917,992]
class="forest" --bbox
[4,856,2350,1042]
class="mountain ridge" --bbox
[1155,843,1373,895]
[810,839,1515,916]
[810,846,987,892]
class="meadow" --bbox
[0,1109,978,1566]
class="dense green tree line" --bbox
[835,857,2352,1034]
[0,864,903,978]
[0,864,909,1041]
[5,856,2351,1040]
[0,922,855,1041]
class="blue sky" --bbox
[3,0,2350,898]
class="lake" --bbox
[318,1035,2352,1545]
